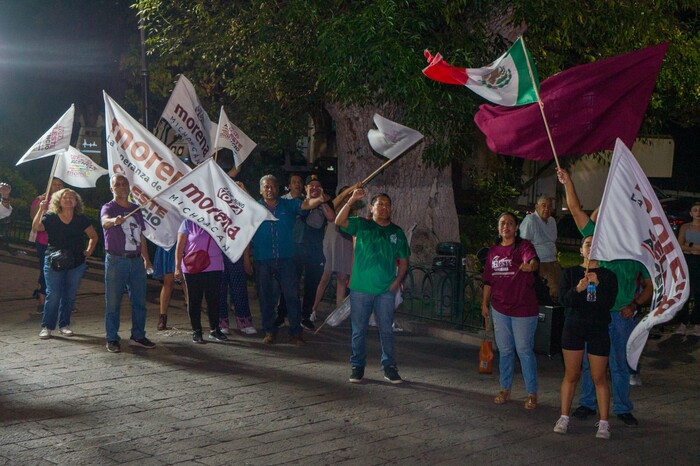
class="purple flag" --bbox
[474,43,668,160]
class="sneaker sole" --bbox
[129,341,156,349]
[348,378,363,384]
[384,376,403,384]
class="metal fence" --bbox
[398,262,484,331]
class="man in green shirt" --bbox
[336,189,410,384]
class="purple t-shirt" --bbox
[178,220,224,273]
[100,200,146,255]
[482,239,539,317]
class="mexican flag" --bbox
[423,37,539,106]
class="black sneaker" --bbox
[349,366,364,383]
[106,340,121,353]
[129,337,156,349]
[273,315,287,328]
[192,330,205,344]
[208,329,228,341]
[383,366,403,384]
[571,405,596,419]
[301,318,315,331]
[617,412,639,427]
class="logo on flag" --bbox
[423,37,539,107]
[214,107,256,168]
[367,114,423,160]
[590,139,689,369]
[55,146,108,188]
[157,158,276,263]
[17,104,75,165]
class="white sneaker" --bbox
[310,311,318,322]
[595,420,611,439]
[39,327,51,339]
[392,322,404,332]
[59,327,74,337]
[553,416,569,434]
[674,323,687,335]
[241,326,257,335]
[220,327,230,335]
[629,374,642,386]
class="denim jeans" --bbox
[41,260,87,330]
[491,306,538,394]
[255,258,302,336]
[104,254,148,342]
[580,312,635,414]
[349,290,396,369]
[219,255,252,320]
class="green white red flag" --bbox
[423,37,539,106]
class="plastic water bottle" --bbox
[586,282,597,302]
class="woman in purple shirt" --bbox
[481,212,540,409]
[174,220,227,343]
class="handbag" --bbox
[48,249,76,271]
[479,316,494,374]
[182,235,211,274]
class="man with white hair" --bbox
[520,195,561,303]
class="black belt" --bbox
[107,252,141,258]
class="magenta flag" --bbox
[474,43,668,160]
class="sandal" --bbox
[524,393,538,410]
[494,389,511,404]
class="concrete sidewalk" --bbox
[0,250,698,465]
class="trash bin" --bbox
[431,242,465,317]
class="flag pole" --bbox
[332,137,423,210]
[520,37,561,170]
[43,151,63,201]
[212,106,223,163]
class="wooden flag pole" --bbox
[520,37,561,170]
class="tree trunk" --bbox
[326,102,459,265]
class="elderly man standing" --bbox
[252,174,325,345]
[101,174,155,353]
[520,195,561,303]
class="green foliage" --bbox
[0,165,37,211]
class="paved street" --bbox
[1,251,699,465]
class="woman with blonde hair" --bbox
[32,187,98,339]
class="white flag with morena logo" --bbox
[55,146,108,188]
[17,104,75,165]
[214,107,257,168]
[590,139,689,370]
[367,114,424,160]
[423,37,539,106]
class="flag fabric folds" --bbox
[160,75,217,165]
[55,146,108,188]
[214,107,257,168]
[17,104,75,165]
[104,91,191,249]
[367,114,424,160]
[156,158,276,264]
[590,139,689,369]
[474,43,668,160]
[423,37,539,106]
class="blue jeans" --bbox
[491,306,538,394]
[41,260,87,330]
[219,255,252,320]
[255,258,302,336]
[349,290,396,369]
[104,254,147,342]
[580,312,635,414]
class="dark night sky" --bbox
[0,0,136,171]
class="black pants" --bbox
[185,271,222,332]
